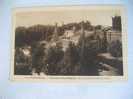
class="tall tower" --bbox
[112,16,122,31]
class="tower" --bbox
[112,16,122,31]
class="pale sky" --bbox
[15,8,121,27]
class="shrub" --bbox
[108,40,122,57]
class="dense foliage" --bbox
[14,21,122,75]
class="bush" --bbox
[108,40,122,57]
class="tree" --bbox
[15,27,27,47]
[77,34,99,75]
[32,42,46,75]
[58,41,79,75]
[45,43,64,75]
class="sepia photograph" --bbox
[11,5,127,81]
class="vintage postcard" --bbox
[10,5,128,82]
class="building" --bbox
[112,16,122,31]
